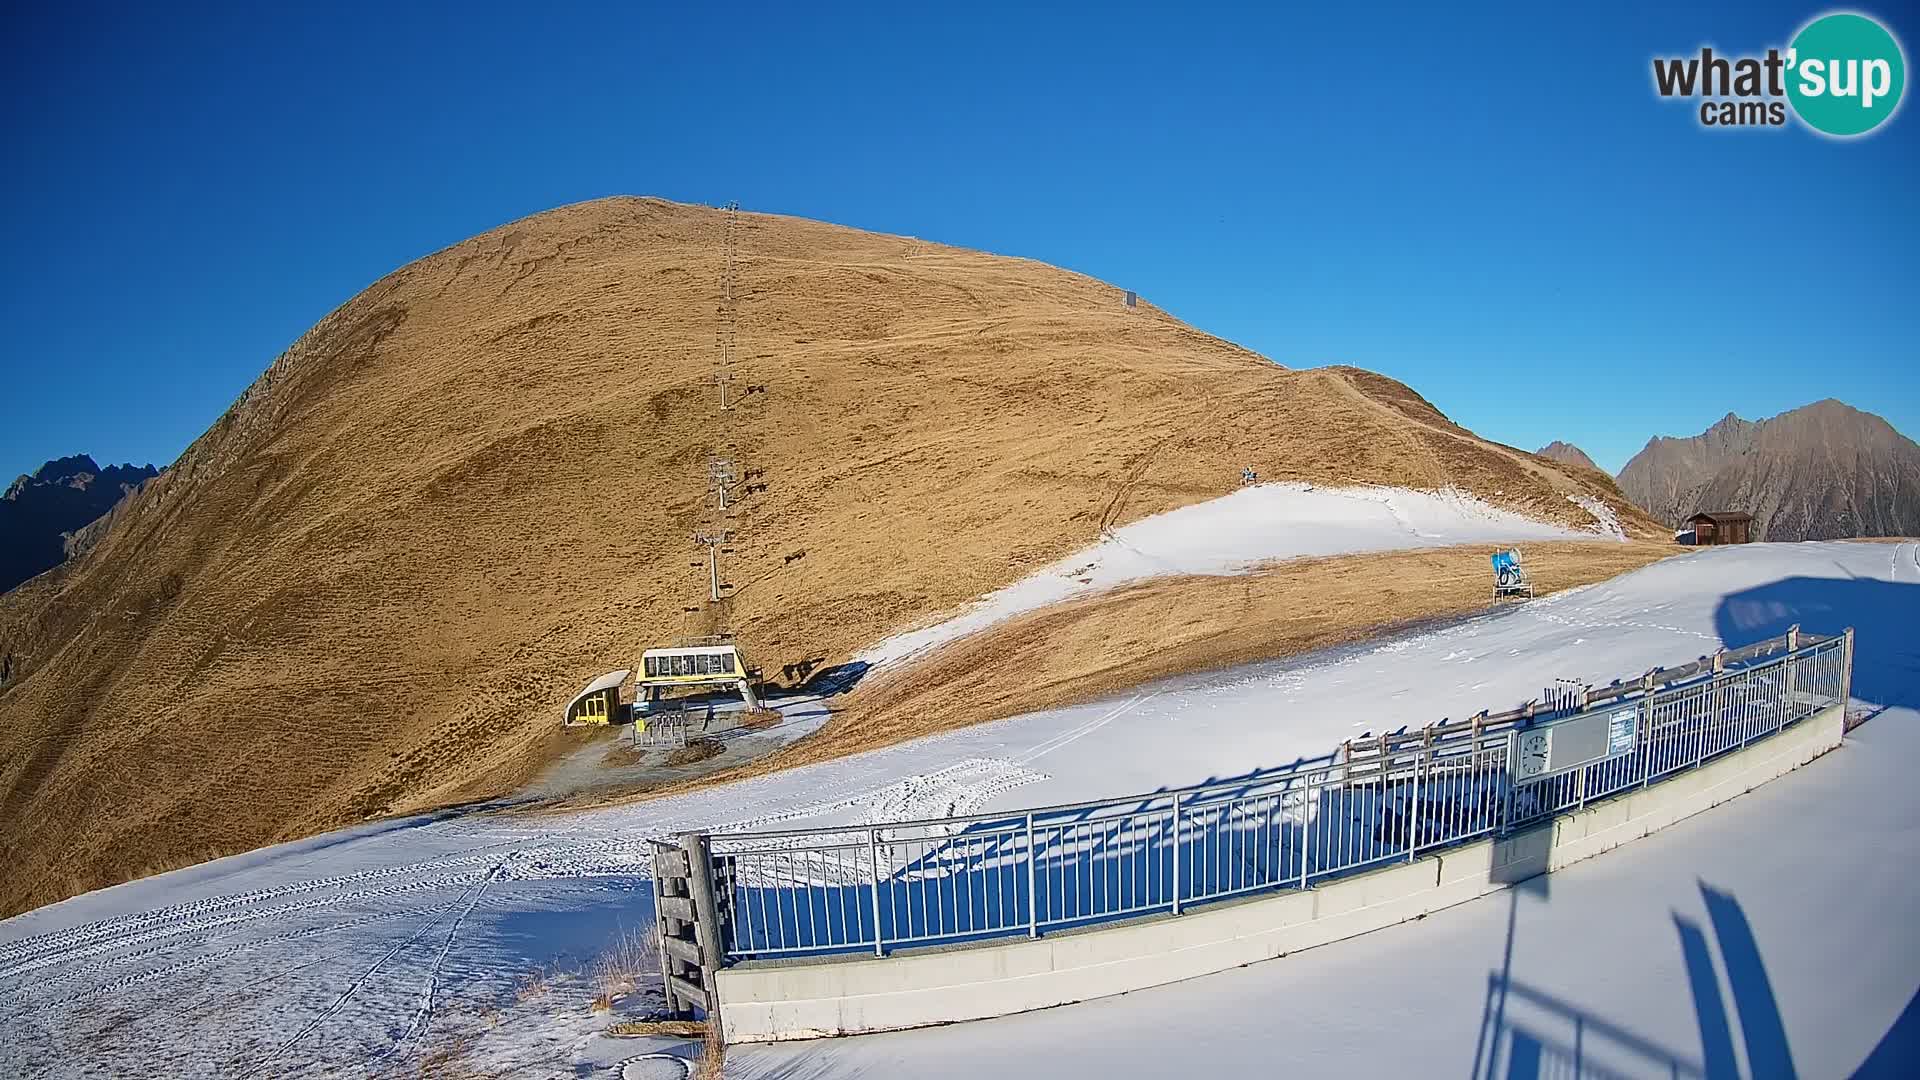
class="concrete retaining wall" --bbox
[716,703,1846,1042]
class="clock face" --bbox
[1516,731,1551,777]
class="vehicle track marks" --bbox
[233,871,495,1078]
[370,860,508,1068]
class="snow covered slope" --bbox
[4,541,1915,1078]
[862,482,1613,667]
[731,706,1920,1080]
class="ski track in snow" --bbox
[2,540,1907,1078]
[1890,539,1919,584]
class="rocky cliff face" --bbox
[1617,401,1920,540]
[0,455,159,593]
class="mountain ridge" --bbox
[1616,399,1920,539]
[0,454,159,594]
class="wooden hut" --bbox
[1686,511,1753,545]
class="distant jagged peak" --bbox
[1763,397,1889,433]
[1534,441,1601,473]
[6,455,160,501]
[1698,411,1755,448]
[33,453,102,482]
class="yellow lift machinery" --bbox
[636,643,760,713]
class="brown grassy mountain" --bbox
[0,455,158,594]
[1617,400,1920,539]
[0,197,1657,916]
[1535,441,1601,474]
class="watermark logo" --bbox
[1652,10,1906,137]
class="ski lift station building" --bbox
[564,668,629,726]
[638,643,760,710]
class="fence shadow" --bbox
[1852,988,1920,1078]
[1475,881,1799,1080]
[1714,575,1920,708]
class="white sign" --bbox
[1606,707,1639,757]
[1511,704,1642,783]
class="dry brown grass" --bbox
[696,1022,726,1080]
[606,1019,710,1039]
[738,707,783,730]
[0,196,1662,917]
[512,967,552,1006]
[414,1033,497,1080]
[588,924,662,1011]
[663,739,724,768]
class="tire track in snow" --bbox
[0,842,523,969]
[1891,540,1918,584]
[31,901,454,1014]
[1018,692,1160,765]
[25,877,639,1018]
[1,870,489,998]
[234,867,501,1078]
[370,859,508,1067]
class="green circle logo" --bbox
[1787,12,1906,136]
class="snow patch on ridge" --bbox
[858,483,1594,668]
[1567,493,1629,542]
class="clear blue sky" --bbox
[2,1,1914,479]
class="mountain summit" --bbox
[0,197,1650,916]
[1616,400,1920,539]
[1535,441,1601,473]
[0,454,158,593]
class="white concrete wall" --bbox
[716,703,1846,1042]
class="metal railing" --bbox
[705,630,1851,961]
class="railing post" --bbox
[1739,670,1755,749]
[1170,791,1184,915]
[1783,629,1801,727]
[1575,763,1588,811]
[1695,678,1713,770]
[868,827,885,957]
[1025,812,1039,938]
[1297,780,1313,890]
[1406,731,1425,862]
[1500,729,1517,833]
[1640,671,1658,789]
[1843,627,1856,709]
[678,831,726,1036]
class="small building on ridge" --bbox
[1686,511,1753,546]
